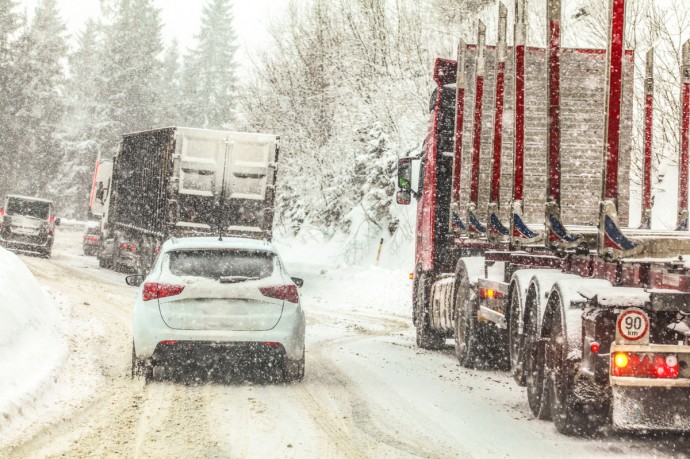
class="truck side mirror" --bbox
[397,158,413,205]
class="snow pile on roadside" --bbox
[275,226,414,320]
[0,247,67,431]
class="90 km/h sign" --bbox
[617,308,650,342]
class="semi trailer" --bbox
[397,0,690,434]
[98,127,280,272]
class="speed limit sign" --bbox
[616,308,650,344]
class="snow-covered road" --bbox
[2,227,688,458]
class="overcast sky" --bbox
[17,0,287,78]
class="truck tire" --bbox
[544,289,606,436]
[524,286,551,420]
[453,270,480,368]
[508,288,526,386]
[413,274,445,350]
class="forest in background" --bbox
[1,0,690,258]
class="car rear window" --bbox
[167,249,276,280]
[6,198,50,219]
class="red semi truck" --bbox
[398,0,690,434]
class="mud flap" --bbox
[612,386,690,431]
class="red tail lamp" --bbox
[612,352,679,379]
[480,288,505,299]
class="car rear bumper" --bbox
[133,302,305,363]
[0,234,52,252]
[150,341,287,368]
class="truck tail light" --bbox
[612,352,679,379]
[480,288,505,299]
[260,285,299,303]
[143,282,185,301]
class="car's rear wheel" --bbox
[283,351,305,383]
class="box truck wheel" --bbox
[413,274,444,350]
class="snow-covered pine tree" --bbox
[11,0,68,198]
[57,19,106,217]
[159,39,182,127]
[98,0,163,153]
[180,0,238,129]
[0,0,20,199]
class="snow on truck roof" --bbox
[5,195,53,204]
[161,236,275,253]
[121,126,279,140]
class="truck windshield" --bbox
[6,198,50,219]
[167,249,276,280]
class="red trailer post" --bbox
[544,0,583,251]
[510,0,540,244]
[640,50,654,229]
[450,39,467,234]
[678,40,690,230]
[468,21,487,235]
[488,3,510,242]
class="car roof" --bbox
[161,236,277,253]
[6,195,53,204]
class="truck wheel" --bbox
[524,291,551,420]
[453,273,479,368]
[509,290,526,386]
[545,294,604,436]
[413,274,444,350]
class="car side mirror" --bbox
[54,217,61,226]
[291,277,304,288]
[397,157,415,205]
[126,274,145,287]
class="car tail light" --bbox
[259,285,299,303]
[85,236,100,242]
[143,282,185,301]
[49,215,55,224]
[159,340,178,345]
[129,244,136,252]
[612,352,679,379]
[480,288,505,299]
[120,243,127,250]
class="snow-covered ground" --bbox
[0,247,67,433]
[1,226,689,458]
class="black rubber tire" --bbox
[414,274,445,350]
[524,299,551,420]
[453,273,479,368]
[131,342,136,378]
[509,290,526,386]
[283,353,305,383]
[546,304,604,436]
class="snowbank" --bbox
[0,247,67,431]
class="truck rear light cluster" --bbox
[612,352,680,379]
[480,288,505,299]
[143,282,185,301]
[259,285,299,303]
[120,243,137,251]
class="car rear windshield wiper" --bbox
[218,276,260,284]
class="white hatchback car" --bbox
[128,237,305,382]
